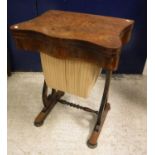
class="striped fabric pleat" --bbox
[40,52,101,98]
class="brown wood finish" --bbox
[34,80,99,127]
[87,103,110,148]
[34,87,64,127]
[34,71,111,148]
[87,70,112,148]
[10,10,134,70]
[10,10,134,148]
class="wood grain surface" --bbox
[10,10,134,70]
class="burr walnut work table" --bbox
[10,10,134,148]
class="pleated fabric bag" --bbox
[41,52,101,98]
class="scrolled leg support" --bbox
[87,70,112,148]
[34,71,112,149]
[34,81,64,127]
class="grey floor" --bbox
[8,73,147,155]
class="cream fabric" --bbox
[40,52,101,97]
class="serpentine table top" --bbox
[10,10,134,70]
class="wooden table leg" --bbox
[34,81,64,127]
[87,70,112,148]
